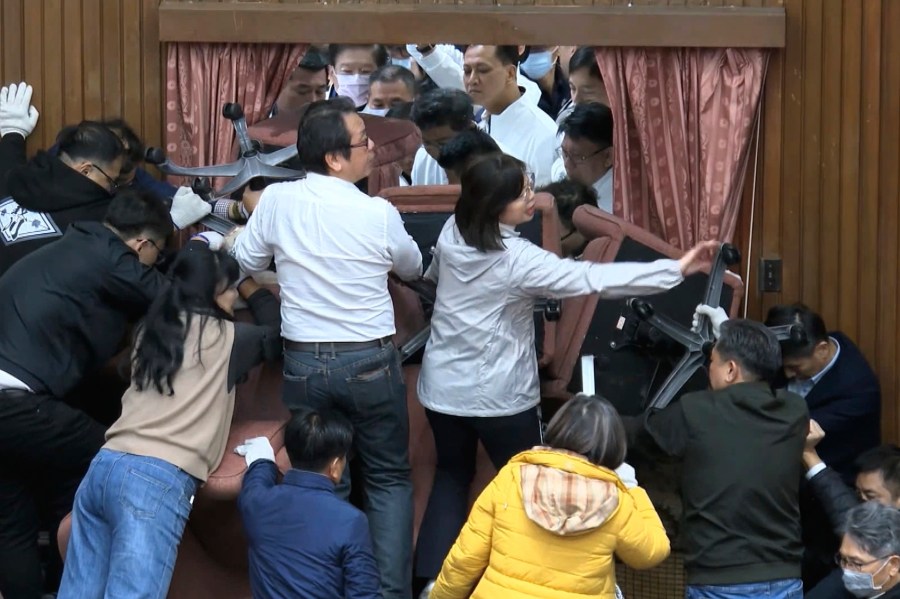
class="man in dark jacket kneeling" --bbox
[237,409,383,599]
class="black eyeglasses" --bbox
[348,135,370,150]
[139,238,166,265]
[90,164,119,193]
[835,553,890,572]
[557,146,607,165]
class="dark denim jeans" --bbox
[58,449,198,599]
[686,578,803,599]
[283,342,413,599]
[414,407,543,580]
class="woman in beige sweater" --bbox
[58,244,281,599]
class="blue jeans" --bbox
[58,449,199,599]
[686,578,803,599]
[283,342,413,599]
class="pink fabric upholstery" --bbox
[542,205,744,401]
[596,48,769,248]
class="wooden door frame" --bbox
[158,2,785,48]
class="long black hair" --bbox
[132,245,240,395]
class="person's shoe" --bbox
[418,580,435,599]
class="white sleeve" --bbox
[424,244,440,283]
[385,203,423,280]
[407,44,465,91]
[805,462,828,481]
[233,190,275,274]
[509,242,684,299]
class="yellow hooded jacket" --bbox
[431,448,671,599]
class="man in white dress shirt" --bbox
[409,89,478,186]
[232,97,422,599]
[464,45,558,186]
[551,102,614,213]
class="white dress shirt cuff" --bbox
[805,462,828,481]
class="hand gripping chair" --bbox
[541,205,745,414]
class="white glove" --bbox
[691,303,729,339]
[191,231,224,250]
[0,82,40,138]
[170,186,212,230]
[235,436,276,467]
[615,462,638,489]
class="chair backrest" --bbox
[542,205,744,412]
[245,109,421,196]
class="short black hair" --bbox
[101,118,145,166]
[411,88,474,132]
[538,178,597,229]
[56,121,125,167]
[559,102,613,149]
[764,303,829,359]
[714,319,783,384]
[494,46,522,66]
[328,44,389,68]
[298,48,329,72]
[569,46,603,81]
[437,128,500,175]
[296,97,357,175]
[369,65,416,96]
[455,153,527,252]
[855,445,900,497]
[544,395,627,469]
[285,408,354,472]
[385,101,414,121]
[104,188,173,241]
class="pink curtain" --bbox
[596,48,768,248]
[164,43,308,182]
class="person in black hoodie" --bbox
[0,81,212,276]
[0,189,183,599]
[0,119,126,276]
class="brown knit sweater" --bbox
[105,317,237,481]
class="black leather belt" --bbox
[284,336,392,353]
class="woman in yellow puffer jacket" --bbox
[430,395,670,599]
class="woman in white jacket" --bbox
[414,152,717,594]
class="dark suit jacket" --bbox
[804,332,881,483]
[238,462,382,599]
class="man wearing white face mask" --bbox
[520,45,571,120]
[328,44,389,110]
[362,65,416,117]
[836,502,900,598]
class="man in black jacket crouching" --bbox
[0,190,176,599]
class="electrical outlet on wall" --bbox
[759,258,782,293]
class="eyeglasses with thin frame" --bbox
[557,145,608,165]
[348,134,370,151]
[139,238,166,265]
[835,553,891,572]
[90,163,119,193]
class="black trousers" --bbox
[414,406,543,580]
[0,390,106,599]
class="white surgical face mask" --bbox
[335,73,370,108]
[361,106,389,117]
[842,559,890,598]
[391,57,413,70]
[520,51,555,80]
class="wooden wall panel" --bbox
[2,0,899,442]
[742,0,900,442]
[0,0,164,157]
